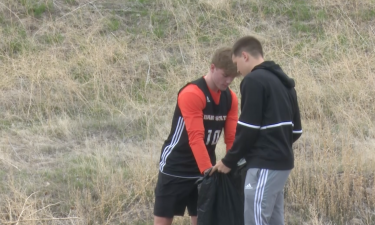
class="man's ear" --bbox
[242,51,249,62]
[210,63,215,72]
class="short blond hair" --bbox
[211,47,238,77]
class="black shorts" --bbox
[154,172,199,218]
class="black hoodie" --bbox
[222,61,302,170]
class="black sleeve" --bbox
[292,90,302,142]
[222,76,265,169]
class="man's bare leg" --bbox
[191,216,197,225]
[154,216,173,225]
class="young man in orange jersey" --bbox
[154,47,239,225]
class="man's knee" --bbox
[154,216,173,225]
[190,216,197,225]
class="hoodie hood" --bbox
[252,61,295,88]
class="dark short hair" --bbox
[211,47,238,77]
[232,36,263,58]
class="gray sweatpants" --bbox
[244,168,291,225]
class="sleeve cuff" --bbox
[221,157,237,169]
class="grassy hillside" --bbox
[0,0,374,224]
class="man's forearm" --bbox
[221,125,259,168]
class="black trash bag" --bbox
[197,171,244,225]
[228,158,248,201]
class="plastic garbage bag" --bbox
[229,158,247,201]
[197,169,244,225]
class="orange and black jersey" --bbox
[159,77,238,178]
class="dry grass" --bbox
[0,0,374,224]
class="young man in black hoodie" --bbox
[210,36,302,225]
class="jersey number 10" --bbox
[206,129,221,145]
